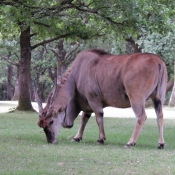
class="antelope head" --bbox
[34,81,62,144]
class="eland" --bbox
[35,49,167,149]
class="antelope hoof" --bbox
[97,139,104,144]
[72,137,82,142]
[157,143,164,149]
[125,142,136,148]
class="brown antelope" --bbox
[35,49,167,149]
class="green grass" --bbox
[0,111,175,175]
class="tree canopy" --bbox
[1,0,175,41]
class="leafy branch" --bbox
[0,53,19,67]
[31,34,71,50]
[65,41,80,62]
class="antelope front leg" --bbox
[73,112,91,142]
[95,111,106,144]
[86,97,105,144]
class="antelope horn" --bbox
[49,78,58,106]
[34,82,43,115]
[46,79,58,117]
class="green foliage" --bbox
[1,0,175,41]
[0,38,19,100]
[1,0,175,102]
[0,38,19,62]
[78,36,126,54]
[0,58,8,100]
[137,32,175,79]
[1,0,175,55]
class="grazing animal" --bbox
[35,49,167,149]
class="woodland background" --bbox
[0,0,175,111]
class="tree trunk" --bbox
[12,80,19,101]
[56,40,67,78]
[16,26,34,111]
[169,62,175,107]
[29,75,35,102]
[169,86,175,107]
[12,65,19,101]
[125,37,142,53]
[0,84,6,100]
[166,78,174,94]
[6,65,14,100]
[48,67,57,82]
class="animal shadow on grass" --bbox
[57,135,154,149]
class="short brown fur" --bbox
[37,49,167,148]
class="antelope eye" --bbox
[49,120,54,125]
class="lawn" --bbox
[0,110,175,175]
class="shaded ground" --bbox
[0,101,174,119]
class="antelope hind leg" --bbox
[125,104,147,148]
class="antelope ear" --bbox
[52,107,64,118]
[38,120,43,128]
[52,107,63,118]
[52,110,57,118]
[58,107,63,113]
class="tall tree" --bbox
[0,0,106,110]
